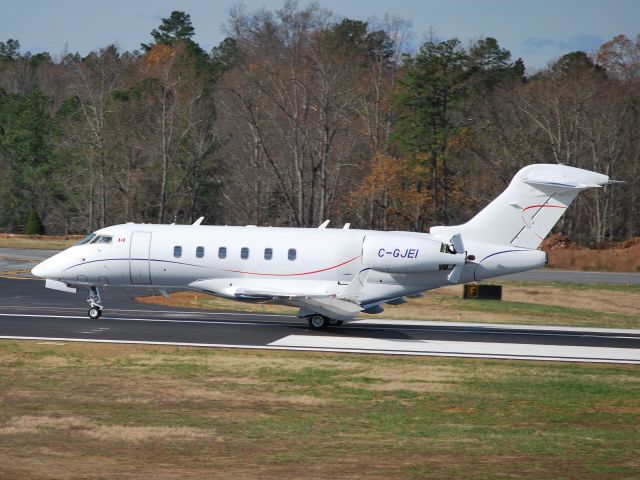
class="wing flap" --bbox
[294,297,363,321]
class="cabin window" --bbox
[218,247,227,259]
[288,248,297,261]
[174,246,182,258]
[96,235,113,244]
[241,247,250,259]
[196,246,205,258]
[264,248,273,260]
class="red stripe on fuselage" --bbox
[221,254,361,276]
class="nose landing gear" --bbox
[87,286,103,319]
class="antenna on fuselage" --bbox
[318,220,330,228]
[192,216,204,226]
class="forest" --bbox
[1,1,639,245]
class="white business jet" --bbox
[32,164,613,329]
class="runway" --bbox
[0,277,639,364]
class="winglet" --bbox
[192,216,204,226]
[318,220,330,228]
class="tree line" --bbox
[1,2,639,244]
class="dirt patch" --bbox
[85,425,218,442]
[542,233,640,272]
[0,416,97,438]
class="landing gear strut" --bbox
[87,286,103,319]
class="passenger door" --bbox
[129,231,152,284]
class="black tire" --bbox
[88,307,101,319]
[328,319,344,326]
[308,314,328,330]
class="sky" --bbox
[2,0,639,71]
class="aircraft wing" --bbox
[188,278,365,320]
[233,286,330,299]
[234,286,364,320]
[189,278,340,300]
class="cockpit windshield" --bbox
[76,233,97,245]
[94,235,113,244]
[75,233,113,245]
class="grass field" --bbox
[0,341,638,479]
[138,280,640,329]
[0,235,80,250]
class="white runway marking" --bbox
[352,319,640,335]
[269,335,640,364]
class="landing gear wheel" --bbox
[308,314,329,330]
[87,286,103,319]
[328,319,344,326]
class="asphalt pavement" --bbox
[0,277,638,364]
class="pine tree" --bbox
[25,210,45,235]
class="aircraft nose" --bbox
[31,257,58,278]
[31,260,49,278]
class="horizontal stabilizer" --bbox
[522,178,602,190]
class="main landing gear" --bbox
[307,314,344,330]
[87,286,103,319]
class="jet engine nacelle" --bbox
[363,234,466,273]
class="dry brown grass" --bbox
[0,234,81,250]
[546,244,640,272]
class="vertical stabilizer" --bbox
[430,164,610,249]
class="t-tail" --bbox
[431,164,612,249]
